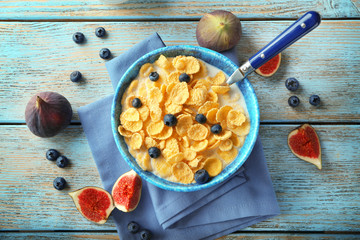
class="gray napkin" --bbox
[78,33,279,240]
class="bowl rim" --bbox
[111,45,260,192]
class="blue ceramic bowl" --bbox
[111,45,259,192]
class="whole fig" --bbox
[196,10,242,52]
[25,92,73,137]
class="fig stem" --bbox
[36,96,45,109]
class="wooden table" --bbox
[0,1,359,239]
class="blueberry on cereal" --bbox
[164,114,177,127]
[131,98,142,108]
[148,147,161,159]
[179,73,190,83]
[211,124,222,134]
[195,114,207,124]
[195,169,210,184]
[149,72,159,81]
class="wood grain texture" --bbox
[0,21,359,123]
[0,125,359,231]
[0,0,359,20]
[1,232,360,239]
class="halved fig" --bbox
[255,53,281,77]
[112,170,142,212]
[288,124,322,170]
[69,186,115,224]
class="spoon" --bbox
[227,11,321,85]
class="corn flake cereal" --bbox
[147,121,164,136]
[172,162,194,184]
[211,85,231,94]
[227,110,246,127]
[203,158,222,177]
[187,124,208,141]
[190,139,208,152]
[219,139,233,151]
[145,137,158,148]
[218,147,238,164]
[167,152,184,165]
[170,82,189,104]
[206,108,218,124]
[123,120,143,132]
[211,71,226,85]
[118,54,251,184]
[120,108,139,122]
[130,133,143,150]
[153,126,173,140]
[176,115,193,136]
[198,101,219,114]
[214,130,232,140]
[139,63,154,77]
[118,126,132,137]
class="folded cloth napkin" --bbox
[78,33,280,240]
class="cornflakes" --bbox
[120,108,139,122]
[172,162,194,184]
[203,158,222,177]
[206,108,218,124]
[146,121,165,136]
[211,71,226,85]
[217,147,238,164]
[211,85,231,94]
[219,139,233,151]
[123,120,143,132]
[187,124,208,141]
[119,54,251,184]
[198,101,219,114]
[176,115,193,136]
[130,133,143,150]
[145,137,158,149]
[190,139,208,152]
[227,110,246,127]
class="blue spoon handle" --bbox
[249,11,321,69]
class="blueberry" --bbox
[132,98,142,108]
[195,114,207,124]
[149,72,159,81]
[309,95,321,106]
[56,156,69,168]
[179,73,190,83]
[99,48,111,59]
[140,230,152,240]
[148,147,161,159]
[211,124,222,134]
[288,96,300,107]
[95,27,106,37]
[285,78,299,91]
[164,114,177,127]
[46,149,60,161]
[127,221,140,234]
[72,32,85,44]
[195,169,210,184]
[70,71,82,82]
[53,177,67,190]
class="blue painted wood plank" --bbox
[0,125,359,231]
[0,0,358,20]
[0,21,359,123]
[1,232,360,239]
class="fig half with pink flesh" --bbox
[288,124,322,170]
[69,187,115,224]
[112,170,142,212]
[255,53,281,77]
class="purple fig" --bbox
[196,10,242,52]
[25,92,72,137]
